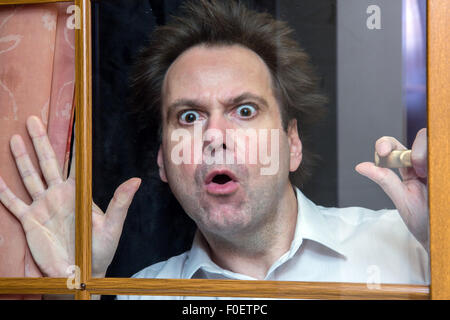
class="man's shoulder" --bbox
[115,251,190,300]
[306,197,423,251]
[309,204,429,284]
[316,204,411,244]
[312,200,402,234]
[132,251,190,280]
[316,203,399,223]
[296,187,402,234]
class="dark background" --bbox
[91,0,337,293]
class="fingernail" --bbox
[0,176,7,190]
[10,135,26,157]
[27,116,44,136]
[132,178,142,189]
[379,142,390,156]
[415,166,427,178]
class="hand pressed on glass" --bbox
[0,116,141,278]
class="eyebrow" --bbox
[226,92,269,109]
[166,92,270,118]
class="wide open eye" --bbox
[235,104,257,119]
[179,110,201,124]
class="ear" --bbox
[287,119,302,172]
[157,144,168,183]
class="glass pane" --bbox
[0,1,77,296]
[92,0,429,299]
[91,0,196,281]
[335,0,428,284]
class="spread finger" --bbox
[26,116,63,187]
[10,135,46,200]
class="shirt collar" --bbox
[182,186,346,279]
[294,187,346,258]
[182,231,257,280]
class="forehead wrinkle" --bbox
[162,44,279,119]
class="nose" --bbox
[203,112,230,156]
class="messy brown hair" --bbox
[130,0,328,186]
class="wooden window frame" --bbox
[0,0,448,300]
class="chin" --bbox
[200,206,252,234]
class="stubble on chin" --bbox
[192,163,250,232]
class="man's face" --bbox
[158,44,302,238]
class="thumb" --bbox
[104,177,141,232]
[355,162,407,211]
[411,128,427,178]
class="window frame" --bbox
[0,0,448,300]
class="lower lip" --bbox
[205,180,239,195]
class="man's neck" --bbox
[200,184,299,280]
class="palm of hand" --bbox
[395,172,428,246]
[22,180,76,277]
[22,179,125,278]
[0,116,141,278]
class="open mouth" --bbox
[204,170,239,195]
[212,174,233,184]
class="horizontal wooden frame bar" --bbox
[82,278,431,300]
[0,278,429,300]
[0,0,72,4]
[0,278,75,295]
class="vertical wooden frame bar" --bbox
[428,0,450,300]
[74,0,92,300]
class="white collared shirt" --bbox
[116,188,429,300]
